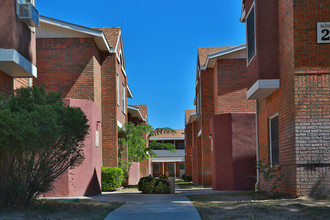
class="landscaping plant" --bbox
[137,175,170,194]
[118,122,176,182]
[256,160,283,196]
[0,86,89,208]
[101,167,124,191]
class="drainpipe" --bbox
[255,100,260,191]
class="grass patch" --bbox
[120,185,140,192]
[0,199,124,220]
[188,192,330,220]
[175,178,203,189]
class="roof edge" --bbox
[201,44,246,70]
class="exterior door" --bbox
[167,163,175,177]
[179,163,185,177]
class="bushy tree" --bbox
[118,122,176,179]
[0,86,89,207]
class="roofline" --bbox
[127,105,146,122]
[200,44,246,70]
[127,84,133,99]
[39,15,115,53]
[240,2,246,22]
[149,137,184,141]
[186,112,196,125]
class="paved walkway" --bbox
[90,186,222,220]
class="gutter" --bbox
[255,100,260,191]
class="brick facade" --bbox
[195,48,255,186]
[243,0,330,196]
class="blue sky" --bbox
[37,0,245,129]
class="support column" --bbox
[174,162,176,178]
[162,162,165,175]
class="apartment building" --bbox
[150,129,185,178]
[34,16,132,196]
[184,110,196,179]
[194,45,256,188]
[240,0,329,196]
[127,104,152,185]
[0,0,38,96]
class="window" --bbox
[153,164,160,173]
[116,73,119,106]
[269,115,279,167]
[176,143,185,150]
[196,92,200,118]
[122,84,126,114]
[246,3,256,64]
[179,163,185,170]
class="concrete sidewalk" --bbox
[91,186,203,220]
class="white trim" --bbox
[117,120,123,128]
[149,137,184,141]
[116,72,119,106]
[127,84,133,99]
[247,79,280,100]
[0,49,37,78]
[246,2,256,66]
[268,113,279,168]
[39,15,114,53]
[127,105,146,122]
[240,3,246,22]
[198,129,202,138]
[200,44,247,70]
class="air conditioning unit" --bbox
[18,3,39,27]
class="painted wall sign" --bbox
[317,22,330,44]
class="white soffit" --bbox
[247,79,280,100]
[0,49,37,78]
[38,16,112,53]
[127,105,146,121]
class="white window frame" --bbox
[153,163,160,173]
[122,84,126,114]
[269,113,279,168]
[116,72,119,106]
[246,1,256,66]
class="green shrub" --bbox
[138,175,170,194]
[101,167,124,191]
[138,175,156,193]
[154,179,170,194]
[185,176,192,182]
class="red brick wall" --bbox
[35,38,102,107]
[0,0,36,65]
[293,0,330,68]
[200,68,214,186]
[184,122,193,177]
[257,0,297,195]
[101,54,118,167]
[14,78,29,90]
[215,59,255,114]
[0,71,13,98]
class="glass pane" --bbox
[247,7,255,62]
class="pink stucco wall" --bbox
[128,162,140,185]
[211,113,256,191]
[45,98,102,197]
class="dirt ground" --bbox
[0,200,123,220]
[188,192,330,220]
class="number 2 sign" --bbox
[317,22,330,44]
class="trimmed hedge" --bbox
[185,175,192,182]
[138,175,170,194]
[101,167,124,191]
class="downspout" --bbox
[255,100,260,191]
